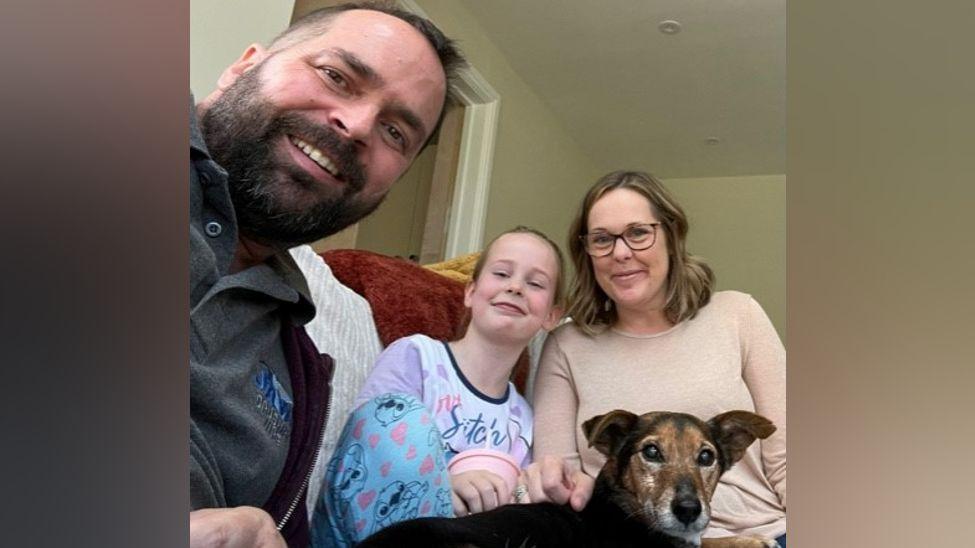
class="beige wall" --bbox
[665,175,786,341]
[412,1,604,247]
[413,2,785,341]
[190,0,295,99]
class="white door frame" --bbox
[399,0,500,258]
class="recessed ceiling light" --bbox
[705,137,721,145]
[658,20,682,35]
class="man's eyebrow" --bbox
[333,48,383,85]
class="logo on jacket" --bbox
[254,364,293,443]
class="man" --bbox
[189,3,464,546]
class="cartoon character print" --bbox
[426,426,449,471]
[374,393,425,427]
[325,443,368,543]
[372,480,429,533]
[435,488,453,516]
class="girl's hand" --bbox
[519,455,594,511]
[449,469,513,516]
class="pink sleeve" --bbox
[740,297,787,508]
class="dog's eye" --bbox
[641,444,662,461]
[697,449,715,466]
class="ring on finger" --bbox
[513,484,529,503]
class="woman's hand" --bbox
[518,455,594,511]
[450,469,513,516]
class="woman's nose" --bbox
[611,237,633,260]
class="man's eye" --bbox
[385,124,406,146]
[321,67,348,89]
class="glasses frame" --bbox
[580,222,662,257]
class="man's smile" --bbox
[288,135,344,180]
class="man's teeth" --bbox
[290,136,341,178]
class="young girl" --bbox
[312,226,565,547]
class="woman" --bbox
[521,171,786,546]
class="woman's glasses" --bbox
[580,223,661,257]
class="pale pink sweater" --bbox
[532,291,786,539]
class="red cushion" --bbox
[320,249,469,346]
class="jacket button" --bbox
[204,221,223,237]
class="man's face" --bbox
[200,10,447,248]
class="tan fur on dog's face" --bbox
[620,415,720,538]
[583,409,775,543]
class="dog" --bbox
[357,409,779,548]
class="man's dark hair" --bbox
[269,2,466,147]
[271,1,465,85]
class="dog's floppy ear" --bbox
[583,410,638,457]
[707,410,776,469]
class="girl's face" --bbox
[586,188,671,317]
[465,232,562,344]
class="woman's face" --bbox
[586,188,671,317]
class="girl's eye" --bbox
[492,271,509,278]
[528,281,545,289]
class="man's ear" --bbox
[216,43,268,91]
[707,411,776,469]
[583,410,638,457]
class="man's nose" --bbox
[330,102,379,145]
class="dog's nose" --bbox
[672,497,702,525]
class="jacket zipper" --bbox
[276,393,331,531]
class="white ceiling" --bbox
[457,0,785,178]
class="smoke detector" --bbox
[658,20,682,35]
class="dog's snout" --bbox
[671,478,702,526]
